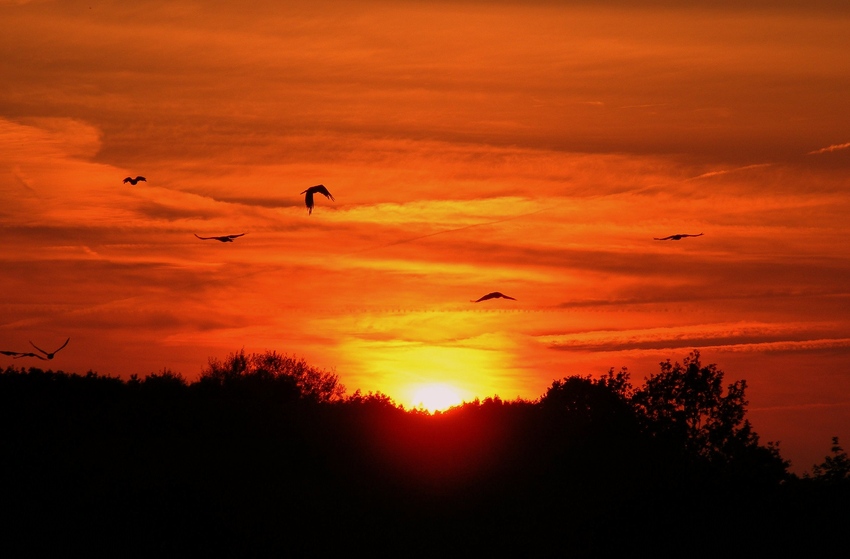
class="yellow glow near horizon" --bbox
[336,331,519,410]
[410,383,464,413]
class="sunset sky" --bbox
[2,0,849,472]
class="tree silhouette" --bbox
[634,351,747,456]
[811,437,850,483]
[540,373,636,435]
[197,349,344,403]
[2,351,843,556]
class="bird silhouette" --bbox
[123,176,146,185]
[301,184,335,215]
[13,352,47,360]
[195,233,246,242]
[29,338,69,360]
[654,233,704,241]
[1,350,29,358]
[471,292,517,303]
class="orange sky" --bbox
[1,0,849,473]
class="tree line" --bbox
[1,350,847,556]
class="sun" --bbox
[410,383,464,413]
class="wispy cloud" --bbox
[750,401,850,412]
[808,142,850,155]
[685,163,772,181]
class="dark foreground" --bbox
[2,351,847,557]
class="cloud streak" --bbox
[808,142,850,155]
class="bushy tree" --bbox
[143,368,187,388]
[198,349,345,403]
[630,351,788,481]
[344,389,398,408]
[811,437,850,483]
[538,371,641,457]
[541,375,630,424]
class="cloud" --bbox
[132,199,226,222]
[685,164,773,181]
[540,318,850,354]
[808,142,850,155]
[344,202,549,256]
[750,401,850,412]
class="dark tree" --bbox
[197,349,345,403]
[1,350,826,556]
[630,351,789,483]
[811,437,850,483]
[540,373,635,432]
[142,368,188,389]
[633,351,746,455]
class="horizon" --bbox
[1,347,844,475]
[2,0,849,476]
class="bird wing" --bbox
[502,294,517,300]
[654,235,674,240]
[53,338,70,354]
[29,341,49,356]
[1,350,21,356]
[136,176,146,181]
[17,351,46,360]
[195,234,214,240]
[123,177,133,183]
[315,185,335,200]
[227,233,246,239]
[304,190,314,212]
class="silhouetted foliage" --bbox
[0,351,844,556]
[197,349,344,403]
[541,372,635,430]
[634,351,757,459]
[811,437,850,483]
[143,368,188,389]
[344,388,398,407]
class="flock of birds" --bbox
[2,176,703,361]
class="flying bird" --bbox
[1,350,30,358]
[123,176,146,185]
[471,292,517,303]
[195,233,246,242]
[301,184,335,215]
[654,233,704,241]
[13,352,47,360]
[30,338,70,360]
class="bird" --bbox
[471,292,517,303]
[123,176,146,185]
[654,233,704,241]
[29,338,70,360]
[301,184,335,215]
[13,352,47,360]
[194,233,246,242]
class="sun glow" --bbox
[410,383,464,413]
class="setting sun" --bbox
[410,383,464,413]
